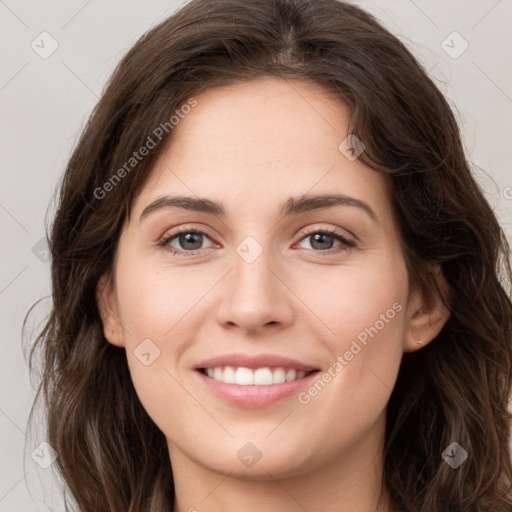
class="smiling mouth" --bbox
[198,366,319,385]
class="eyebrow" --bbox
[139,193,378,224]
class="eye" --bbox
[295,228,355,255]
[158,226,355,256]
[158,227,216,255]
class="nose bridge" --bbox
[232,233,279,302]
[216,232,293,330]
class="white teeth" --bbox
[235,367,254,385]
[273,367,286,383]
[202,366,311,385]
[223,365,236,384]
[254,368,273,385]
[213,367,223,381]
[285,369,296,381]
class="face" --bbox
[98,77,448,481]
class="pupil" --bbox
[312,233,332,250]
[181,232,202,250]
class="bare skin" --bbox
[97,77,450,512]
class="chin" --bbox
[192,437,315,480]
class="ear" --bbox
[404,264,451,353]
[96,271,125,347]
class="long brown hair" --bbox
[26,0,512,510]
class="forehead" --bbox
[132,77,390,222]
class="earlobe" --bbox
[404,265,451,353]
[96,272,125,347]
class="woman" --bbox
[27,0,512,510]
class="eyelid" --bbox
[157,223,356,255]
[157,224,219,250]
[294,225,354,245]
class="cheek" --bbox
[298,256,407,351]
[294,258,407,414]
[116,257,206,343]
[113,256,219,430]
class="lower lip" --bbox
[195,370,319,407]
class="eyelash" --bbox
[157,226,356,256]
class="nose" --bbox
[215,241,295,335]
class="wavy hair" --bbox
[26,0,512,510]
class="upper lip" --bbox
[194,353,318,372]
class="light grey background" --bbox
[1,1,511,510]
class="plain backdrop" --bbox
[1,0,511,510]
